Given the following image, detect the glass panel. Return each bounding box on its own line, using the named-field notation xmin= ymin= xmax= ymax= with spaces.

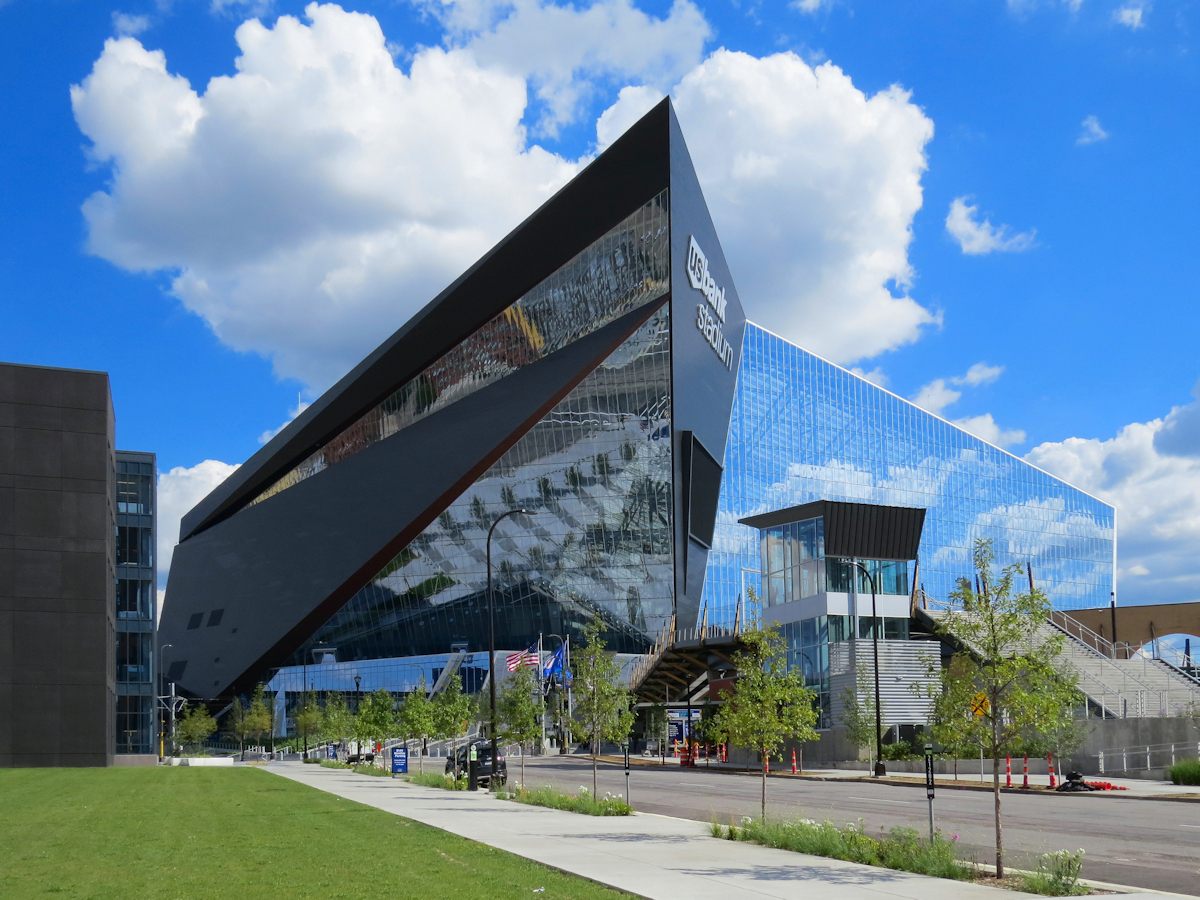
xmin=251 ymin=192 xmax=671 ymax=509
xmin=291 ymin=303 xmax=674 ymax=665
xmin=701 ymin=321 xmax=1115 ymax=626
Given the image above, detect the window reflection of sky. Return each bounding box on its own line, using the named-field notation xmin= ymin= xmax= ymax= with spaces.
xmin=702 ymin=324 xmax=1115 ymax=628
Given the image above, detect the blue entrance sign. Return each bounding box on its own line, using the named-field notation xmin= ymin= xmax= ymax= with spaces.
xmin=391 ymin=746 xmax=409 ymax=775
xmin=327 ymin=743 xmax=336 ymax=760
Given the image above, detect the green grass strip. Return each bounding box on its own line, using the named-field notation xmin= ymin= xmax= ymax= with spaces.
xmin=0 ymin=767 xmax=628 ymax=898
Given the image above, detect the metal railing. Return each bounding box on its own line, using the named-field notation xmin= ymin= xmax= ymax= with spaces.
xmin=1098 ymin=741 xmax=1200 ymax=775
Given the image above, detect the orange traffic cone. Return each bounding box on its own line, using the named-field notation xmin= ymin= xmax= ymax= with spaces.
xmin=1048 ymin=754 xmax=1057 ymax=789
xmin=1022 ymin=755 xmax=1029 ymax=789
xmin=1005 ymin=754 xmax=1012 ymax=788
xmin=791 ymin=748 xmax=798 ymax=775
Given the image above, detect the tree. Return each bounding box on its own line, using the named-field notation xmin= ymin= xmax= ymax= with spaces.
xmin=295 ymin=700 xmax=322 ymax=753
xmin=570 ymin=618 xmax=634 ymax=796
xmin=643 ymin=704 xmax=668 ymax=764
xmin=225 ymin=695 xmax=252 ymax=761
xmin=707 ymin=624 xmax=819 ymax=819
xmin=176 ymin=702 xmax=217 ymax=754
xmin=321 ymin=691 xmax=354 ymax=756
xmin=497 ymin=664 xmax=543 ymax=787
xmin=245 ymin=684 xmax=273 ymax=753
xmin=356 ymin=689 xmax=397 ymax=762
xmin=841 ymin=662 xmax=880 ymax=773
xmin=933 ymin=539 xmax=1081 ymax=879
xmin=397 ymin=678 xmax=436 ymax=773
xmin=433 ymin=674 xmax=474 ymax=778
xmin=922 ymin=653 xmax=979 ymax=781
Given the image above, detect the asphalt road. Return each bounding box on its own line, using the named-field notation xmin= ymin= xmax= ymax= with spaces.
xmin=516 ymin=756 xmax=1200 ymax=895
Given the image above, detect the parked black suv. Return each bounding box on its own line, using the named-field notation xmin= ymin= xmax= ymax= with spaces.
xmin=445 ymin=741 xmax=507 ymax=787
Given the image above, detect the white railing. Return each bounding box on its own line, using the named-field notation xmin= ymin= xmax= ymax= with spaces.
xmin=1098 ymin=741 xmax=1200 ymax=775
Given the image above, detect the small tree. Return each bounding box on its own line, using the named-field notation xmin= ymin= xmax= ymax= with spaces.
xmin=841 ymin=662 xmax=880 ymax=772
xmin=245 ymin=684 xmax=273 ymax=753
xmin=708 ymin=624 xmax=819 ymax=819
xmin=497 ymin=664 xmax=543 ymax=787
xmin=321 ymin=691 xmax=354 ymax=757
xmin=570 ymin=618 xmax=634 ymax=796
xmin=433 ymin=674 xmax=474 ymax=778
xmin=934 ymin=539 xmax=1081 ymax=879
xmin=225 ymin=695 xmax=252 ymax=761
xmin=356 ymin=689 xmax=397 ymax=762
xmin=922 ymin=653 xmax=980 ymax=780
xmin=397 ymin=678 xmax=435 ymax=773
xmin=176 ymin=702 xmax=217 ymax=754
xmin=643 ymin=704 xmax=668 ymax=764
xmin=294 ymin=701 xmax=322 ymax=754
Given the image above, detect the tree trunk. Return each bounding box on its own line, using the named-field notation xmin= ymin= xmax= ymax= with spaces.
xmin=992 ymin=717 xmax=1004 ymax=879
xmin=592 ymin=736 xmax=599 ymax=796
xmin=761 ymin=750 xmax=767 ymax=820
xmin=520 ymin=742 xmax=525 ymax=788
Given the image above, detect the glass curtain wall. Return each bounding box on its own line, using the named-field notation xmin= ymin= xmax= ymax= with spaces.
xmin=704 ymin=324 xmax=1115 ymax=628
xmin=115 ymin=453 xmax=156 ymax=754
xmin=289 ymin=302 xmax=675 ymax=674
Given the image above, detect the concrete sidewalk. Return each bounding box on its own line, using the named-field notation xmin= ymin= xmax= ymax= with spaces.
xmin=265 ymin=762 xmax=1169 ymax=899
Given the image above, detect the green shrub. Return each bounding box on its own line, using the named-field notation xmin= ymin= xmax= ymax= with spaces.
xmin=881 ymin=740 xmax=917 ymax=761
xmin=407 ymin=772 xmax=468 ymax=791
xmin=1020 ymin=849 xmax=1087 ymax=896
xmin=319 ymin=759 xmax=350 ymax=771
xmin=1168 ymin=758 xmax=1200 ymax=786
xmin=302 ymin=757 xmax=321 ymax=764
xmin=351 ymin=764 xmax=391 ymax=777
xmin=504 ymin=785 xmax=632 ymax=816
xmin=733 ymin=817 xmax=974 ymax=881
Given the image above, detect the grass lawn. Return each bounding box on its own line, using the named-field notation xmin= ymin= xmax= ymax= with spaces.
xmin=0 ymin=767 xmax=629 ymax=898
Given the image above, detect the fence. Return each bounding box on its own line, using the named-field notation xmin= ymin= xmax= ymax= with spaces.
xmin=1097 ymin=741 xmax=1200 ymax=775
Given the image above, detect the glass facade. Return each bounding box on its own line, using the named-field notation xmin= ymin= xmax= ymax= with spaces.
xmin=289 ymin=300 xmax=675 ymax=672
xmin=252 ymin=192 xmax=671 ymax=509
xmin=115 ymin=452 xmax=156 ymax=754
xmin=703 ymin=324 xmax=1115 ymax=629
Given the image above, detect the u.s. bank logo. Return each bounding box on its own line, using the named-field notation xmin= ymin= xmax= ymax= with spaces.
xmin=687 ymin=236 xmax=733 ymax=370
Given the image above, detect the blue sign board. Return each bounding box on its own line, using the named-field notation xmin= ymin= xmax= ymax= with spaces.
xmin=391 ymin=746 xmax=409 ymax=774
xmin=327 ymin=744 xmax=336 ymax=760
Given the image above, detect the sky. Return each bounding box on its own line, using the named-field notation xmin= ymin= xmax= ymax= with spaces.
xmin=1 ymin=0 xmax=1198 ymax=614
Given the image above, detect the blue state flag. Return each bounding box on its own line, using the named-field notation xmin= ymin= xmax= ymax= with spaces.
xmin=543 ymin=644 xmax=564 ymax=681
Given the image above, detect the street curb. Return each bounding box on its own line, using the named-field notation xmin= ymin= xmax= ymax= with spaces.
xmin=596 ymin=755 xmax=1200 ymax=803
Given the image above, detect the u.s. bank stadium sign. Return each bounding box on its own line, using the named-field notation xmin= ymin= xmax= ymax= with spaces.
xmin=687 ymin=236 xmax=734 ymax=370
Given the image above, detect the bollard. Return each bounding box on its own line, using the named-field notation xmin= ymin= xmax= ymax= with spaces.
xmin=1005 ymin=754 xmax=1012 ymax=789
xmin=1047 ymin=754 xmax=1057 ymax=789
xmin=1022 ymin=755 xmax=1029 ymax=789
xmin=791 ymin=748 xmax=798 ymax=775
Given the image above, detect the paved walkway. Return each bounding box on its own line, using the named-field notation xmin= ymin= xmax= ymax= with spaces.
xmin=266 ymin=762 xmax=1176 ymax=899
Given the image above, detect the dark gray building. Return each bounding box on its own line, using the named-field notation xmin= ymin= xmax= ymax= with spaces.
xmin=1 ymin=363 xmax=116 ymax=767
xmin=115 ymin=450 xmax=156 ymax=756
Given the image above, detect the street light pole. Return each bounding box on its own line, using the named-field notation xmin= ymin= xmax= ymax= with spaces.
xmin=488 ymin=507 xmax=530 ymax=787
xmin=544 ymin=633 xmax=565 ymax=753
xmin=847 ymin=559 xmax=886 ymax=777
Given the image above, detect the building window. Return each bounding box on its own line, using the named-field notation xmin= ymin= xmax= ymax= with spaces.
xmin=117 ymin=579 xmax=152 ymax=619
xmin=117 ymin=632 xmax=152 ymax=684
xmin=116 ymin=525 xmax=152 ymax=567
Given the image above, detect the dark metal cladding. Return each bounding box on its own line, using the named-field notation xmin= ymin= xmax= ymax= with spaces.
xmin=667 ymin=104 xmax=746 ymax=630
xmin=739 ymin=500 xmax=926 ymax=561
xmin=179 ymin=99 xmax=674 ymax=542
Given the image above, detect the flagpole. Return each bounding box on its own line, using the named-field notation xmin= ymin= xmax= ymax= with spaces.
xmin=538 ymin=632 xmax=546 ymax=753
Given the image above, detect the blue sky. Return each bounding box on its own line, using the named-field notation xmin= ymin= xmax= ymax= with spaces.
xmin=2 ymin=0 xmax=1198 ymax=608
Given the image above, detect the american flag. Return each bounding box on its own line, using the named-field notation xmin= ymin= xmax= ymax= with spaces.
xmin=506 ymin=642 xmax=539 ymax=672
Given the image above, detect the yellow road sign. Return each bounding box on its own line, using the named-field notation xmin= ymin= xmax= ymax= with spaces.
xmin=970 ymin=692 xmax=990 ymax=718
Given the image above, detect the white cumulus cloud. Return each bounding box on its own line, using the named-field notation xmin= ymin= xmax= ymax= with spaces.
xmin=1026 ymin=407 xmax=1200 ymax=604
xmin=73 ymin=2 xmax=939 ymax=392
xmin=156 ymin=459 xmax=240 ymax=593
xmin=946 ymin=197 xmax=1036 ymax=255
xmin=433 ymin=0 xmax=711 ymax=136
xmin=1077 ymin=114 xmax=1109 ymax=145
xmin=912 ymin=362 xmax=1024 ymax=448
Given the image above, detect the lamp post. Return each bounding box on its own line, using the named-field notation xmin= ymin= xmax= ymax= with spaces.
xmin=488 ymin=507 xmax=531 ymax=787
xmin=157 ymin=642 xmax=177 ymax=759
xmin=846 ymin=559 xmax=886 ymax=777
xmin=544 ymin=633 xmax=565 ymax=753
